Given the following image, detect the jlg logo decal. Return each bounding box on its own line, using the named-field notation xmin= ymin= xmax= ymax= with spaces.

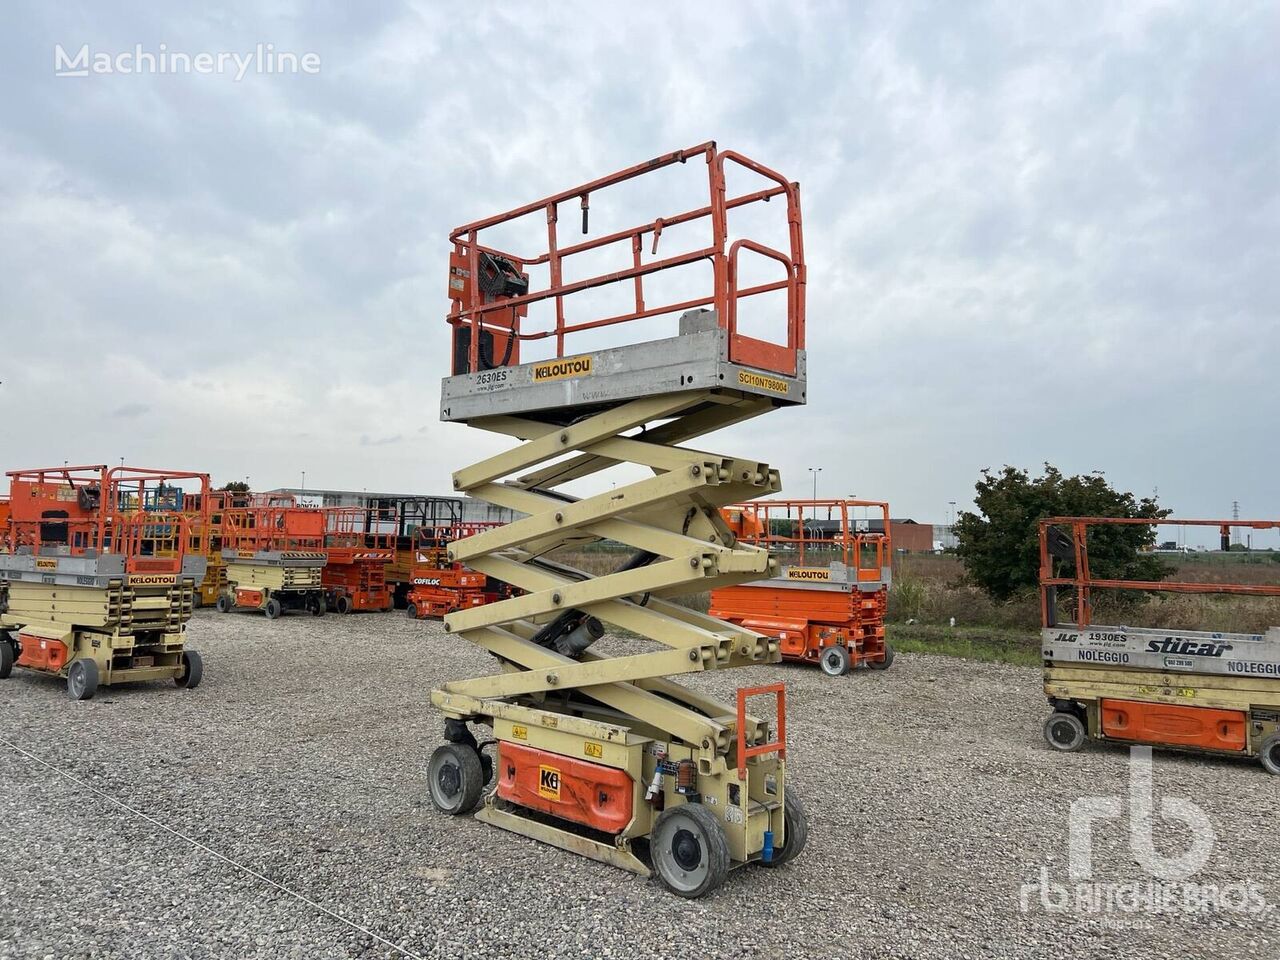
xmin=786 ymin=567 xmax=830 ymax=582
xmin=532 ymin=355 xmax=592 ymax=382
xmin=538 ymin=765 xmax=562 ymax=801
xmin=35 ymin=558 xmax=58 ymax=570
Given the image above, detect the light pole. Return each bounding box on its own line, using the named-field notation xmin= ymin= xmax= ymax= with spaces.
xmin=808 ymin=466 xmax=822 ymax=500
xmin=301 ymin=470 xmax=306 ymax=494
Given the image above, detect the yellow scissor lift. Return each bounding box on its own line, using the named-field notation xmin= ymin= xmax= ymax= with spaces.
xmin=426 ymin=143 xmax=811 ymax=896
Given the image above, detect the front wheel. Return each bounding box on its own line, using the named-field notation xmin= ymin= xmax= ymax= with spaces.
xmin=761 ymin=790 xmax=809 ymax=868
xmin=67 ymin=659 xmax=99 ymax=701
xmin=867 ymin=643 xmax=894 ymax=670
xmin=311 ymin=598 xmax=326 ymax=617
xmin=265 ymin=598 xmax=283 ymax=620
xmin=0 ymin=638 xmax=13 ymax=679
xmin=335 ymin=594 xmax=353 ymax=615
xmin=215 ymin=594 xmax=232 ymax=613
xmin=819 ymin=645 xmax=851 ymax=677
xmin=405 ymin=604 xmax=418 ymax=620
xmin=175 ymin=650 xmax=203 ymax=689
xmin=1044 ymin=711 xmax=1087 ymax=752
xmin=427 ymin=743 xmax=484 ymax=815
xmin=1259 ymin=733 xmax=1280 ymax=776
xmin=651 ymin=803 xmax=730 ymax=898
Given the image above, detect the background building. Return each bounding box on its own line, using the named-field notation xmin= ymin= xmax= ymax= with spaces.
xmin=266 ymin=488 xmax=518 ymax=524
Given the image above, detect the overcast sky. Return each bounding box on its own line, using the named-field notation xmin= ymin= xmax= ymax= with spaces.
xmin=1 ymin=1 xmax=1276 ymax=536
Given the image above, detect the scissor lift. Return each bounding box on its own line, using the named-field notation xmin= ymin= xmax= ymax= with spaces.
xmin=322 ymin=507 xmax=394 ymax=613
xmin=711 ymin=499 xmax=894 ymax=676
xmin=406 ymin=521 xmax=501 ymax=619
xmin=425 ymin=142 xmax=811 ymax=896
xmin=1039 ymin=516 xmax=1280 ymax=773
xmin=373 ymin=496 xmax=467 ymax=609
xmin=0 ymin=465 xmax=206 ymax=700
xmin=216 ymin=503 xmax=327 ymax=619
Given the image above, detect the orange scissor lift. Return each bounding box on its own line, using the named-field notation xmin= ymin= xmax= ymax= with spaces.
xmin=710 ymin=499 xmax=894 ymax=676
xmin=373 ymin=496 xmax=467 ymax=609
xmin=0 ymin=465 xmax=207 ymax=699
xmin=184 ymin=488 xmax=252 ymax=607
xmin=322 ymin=506 xmax=394 ymax=613
xmin=1040 ymin=516 xmax=1280 ymax=773
xmin=405 ymin=521 xmax=503 ymax=620
xmin=216 ymin=502 xmax=328 ymax=618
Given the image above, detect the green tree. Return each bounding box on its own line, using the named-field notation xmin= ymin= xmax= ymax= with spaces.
xmin=218 ymin=480 xmax=250 ymax=493
xmin=954 ymin=464 xmax=1171 ymax=600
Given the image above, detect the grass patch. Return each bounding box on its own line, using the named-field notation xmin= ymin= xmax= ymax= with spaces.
xmin=888 ymin=623 xmax=1040 ymax=667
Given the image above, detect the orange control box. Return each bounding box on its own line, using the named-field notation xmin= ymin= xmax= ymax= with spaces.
xmin=235 ymin=588 xmax=265 ymax=608
xmin=16 ymin=635 xmax=68 ymax=673
xmin=497 ymin=741 xmax=634 ymax=834
xmin=1101 ymin=699 xmax=1247 ymax=752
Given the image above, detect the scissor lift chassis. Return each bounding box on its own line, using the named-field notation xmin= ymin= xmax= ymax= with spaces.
xmin=1042 ymin=624 xmax=1280 ymax=771
xmin=0 ymin=552 xmax=203 ymax=698
xmin=219 ymin=550 xmax=327 ymax=618
xmin=429 ymin=321 xmax=809 ymax=895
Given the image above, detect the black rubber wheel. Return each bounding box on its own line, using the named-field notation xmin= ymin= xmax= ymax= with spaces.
xmin=427 ymin=743 xmax=484 ymax=815
xmin=67 ymin=659 xmax=99 ymax=701
xmin=175 ymin=650 xmax=203 ymax=689
xmin=867 ymin=643 xmax=894 ymax=670
xmin=819 ymin=645 xmax=851 ymax=677
xmin=265 ymin=598 xmax=283 ymax=620
xmin=651 ymin=803 xmax=730 ymax=898
xmin=761 ymin=790 xmax=809 ymax=867
xmin=1259 ymin=733 xmax=1280 ymax=776
xmin=0 ymin=638 xmax=13 ymax=679
xmin=215 ymin=594 xmax=232 ymax=613
xmin=190 ymin=592 xmax=203 ymax=610
xmin=1044 ymin=711 xmax=1087 ymax=752
xmin=335 ymin=594 xmax=353 ymax=615
xmin=311 ymin=598 xmax=325 ymax=617
xmin=406 ymin=604 xmax=418 ymax=620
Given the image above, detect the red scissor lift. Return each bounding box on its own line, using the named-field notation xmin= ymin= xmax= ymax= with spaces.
xmin=405 ymin=521 xmax=504 ymax=619
xmin=711 ymin=499 xmax=894 ymax=675
xmin=323 ymin=506 xmax=394 ymax=613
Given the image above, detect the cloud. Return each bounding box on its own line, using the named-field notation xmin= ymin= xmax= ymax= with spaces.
xmin=0 ymin=1 xmax=1276 ymax=531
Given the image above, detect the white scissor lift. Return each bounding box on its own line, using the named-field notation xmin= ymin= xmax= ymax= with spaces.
xmin=425 ymin=143 xmax=811 ymax=896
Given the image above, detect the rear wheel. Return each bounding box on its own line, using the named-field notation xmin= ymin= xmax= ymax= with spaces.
xmin=311 ymin=597 xmax=326 ymax=617
xmin=761 ymin=790 xmax=809 ymax=867
xmin=406 ymin=604 xmax=418 ymax=620
xmin=1259 ymin=733 xmax=1280 ymax=776
xmin=1044 ymin=711 xmax=1087 ymax=752
xmin=335 ymin=594 xmax=353 ymax=615
xmin=67 ymin=659 xmax=99 ymax=701
xmin=427 ymin=743 xmax=484 ymax=815
xmin=175 ymin=650 xmax=203 ymax=689
xmin=819 ymin=645 xmax=851 ymax=677
xmin=215 ymin=594 xmax=232 ymax=613
xmin=867 ymin=643 xmax=894 ymax=670
xmin=651 ymin=803 xmax=729 ymax=898
xmin=265 ymin=598 xmax=283 ymax=620
xmin=0 ymin=639 xmax=13 ymax=679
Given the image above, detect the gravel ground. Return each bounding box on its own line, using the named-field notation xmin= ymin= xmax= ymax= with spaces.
xmin=2 ymin=611 xmax=1279 ymax=960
